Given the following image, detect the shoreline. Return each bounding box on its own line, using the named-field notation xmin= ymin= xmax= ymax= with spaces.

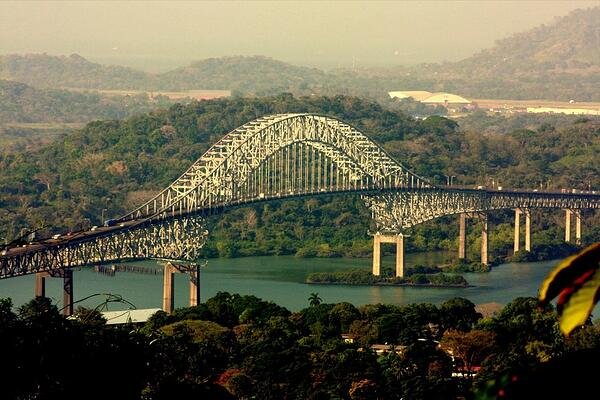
xmin=306 ymin=281 xmax=472 ymax=288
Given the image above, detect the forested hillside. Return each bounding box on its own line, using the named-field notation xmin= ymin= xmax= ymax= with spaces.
xmin=0 ymin=53 xmax=149 ymax=89
xmin=157 ymin=56 xmax=334 ymax=95
xmin=0 ymin=79 xmax=176 ymax=153
xmin=460 ymin=7 xmax=600 ymax=71
xmin=0 ymin=80 xmax=167 ymax=124
xmin=0 ymin=95 xmax=598 ymax=261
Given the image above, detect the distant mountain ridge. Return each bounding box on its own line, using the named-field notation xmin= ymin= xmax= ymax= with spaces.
xmin=0 ymin=7 xmax=598 ymax=100
xmin=394 ymin=7 xmax=600 ymax=100
xmin=158 ymin=55 xmax=332 ymax=94
xmin=0 ymin=53 xmax=333 ymax=95
xmin=460 ymin=7 xmax=600 ymax=72
xmin=0 ymin=53 xmax=149 ymax=90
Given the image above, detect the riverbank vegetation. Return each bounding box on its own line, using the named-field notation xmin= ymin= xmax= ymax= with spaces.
xmin=306 ymin=268 xmax=469 ymax=287
xmin=508 ymin=242 xmax=580 ymax=263
xmin=1 ymin=293 xmax=598 ymax=399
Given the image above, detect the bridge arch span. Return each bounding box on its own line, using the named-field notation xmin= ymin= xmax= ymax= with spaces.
xmin=123 ymin=113 xmax=432 ymax=220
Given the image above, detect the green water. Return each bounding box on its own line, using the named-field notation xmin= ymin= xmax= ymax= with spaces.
xmin=0 ymin=252 xmax=572 ymax=312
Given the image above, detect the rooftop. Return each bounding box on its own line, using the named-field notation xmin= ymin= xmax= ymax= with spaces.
xmin=389 ymin=91 xmax=470 ymax=104
xmin=101 ymin=308 xmax=162 ymax=325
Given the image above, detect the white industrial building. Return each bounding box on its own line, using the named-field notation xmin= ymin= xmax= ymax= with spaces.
xmin=389 ymin=91 xmax=471 ymax=105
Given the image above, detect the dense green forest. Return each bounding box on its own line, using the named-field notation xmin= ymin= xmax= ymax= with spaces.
xmin=1 ymin=293 xmax=599 ymax=399
xmin=0 ymin=94 xmax=598 ymax=263
xmin=1 ymin=7 xmax=599 ymax=100
xmin=0 ymin=80 xmax=166 ymax=124
xmin=0 ymin=79 xmax=176 ymax=153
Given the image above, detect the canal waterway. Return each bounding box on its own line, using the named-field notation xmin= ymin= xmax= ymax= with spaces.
xmin=0 ymin=252 xmax=579 ymax=314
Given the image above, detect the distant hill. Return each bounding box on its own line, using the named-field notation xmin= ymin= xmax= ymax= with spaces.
xmin=0 ymin=79 xmax=165 ymax=123
xmin=375 ymin=7 xmax=600 ymax=100
xmin=0 ymin=53 xmax=150 ymax=90
xmin=459 ymin=7 xmax=600 ymax=73
xmin=0 ymin=54 xmax=336 ymax=95
xmin=157 ymin=56 xmax=333 ymax=95
xmin=1 ymin=8 xmax=598 ymax=100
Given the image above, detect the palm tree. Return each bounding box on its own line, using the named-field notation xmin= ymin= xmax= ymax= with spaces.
xmin=308 ymin=292 xmax=322 ymax=307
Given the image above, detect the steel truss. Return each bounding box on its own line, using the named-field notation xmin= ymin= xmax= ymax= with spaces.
xmin=0 ymin=216 xmax=207 ymax=278
xmin=121 ymin=113 xmax=431 ymax=221
xmin=365 ymin=188 xmax=600 ymax=232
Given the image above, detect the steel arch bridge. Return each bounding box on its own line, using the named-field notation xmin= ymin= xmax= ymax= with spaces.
xmin=1 ymin=113 xmax=599 ymax=279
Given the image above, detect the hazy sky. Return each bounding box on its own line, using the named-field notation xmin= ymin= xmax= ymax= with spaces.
xmin=1 ymin=1 xmax=598 ymax=71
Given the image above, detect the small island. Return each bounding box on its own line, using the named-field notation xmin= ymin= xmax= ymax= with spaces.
xmin=306 ymin=266 xmax=469 ymax=287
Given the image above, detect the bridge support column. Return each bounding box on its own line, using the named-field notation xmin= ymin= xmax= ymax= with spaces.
xmin=35 ymin=272 xmax=48 ymax=298
xmin=395 ymin=234 xmax=405 ymax=278
xmin=163 ymin=262 xmax=202 ymax=313
xmin=458 ymin=213 xmax=466 ymax=259
xmin=62 ymin=269 xmax=74 ymax=317
xmin=513 ymin=209 xmax=521 ymax=253
xmin=373 ymin=234 xmax=382 ymax=276
xmin=525 ymin=209 xmax=531 ymax=252
xmin=163 ymin=263 xmax=175 ymax=314
xmin=33 ymin=270 xmax=74 ymax=316
xmin=575 ymin=210 xmax=582 ymax=245
xmin=481 ymin=214 xmax=488 ymax=266
xmin=189 ymin=263 xmax=200 ymax=307
xmin=565 ymin=209 xmax=572 ymax=242
xmin=372 ymin=233 xmax=406 ymax=277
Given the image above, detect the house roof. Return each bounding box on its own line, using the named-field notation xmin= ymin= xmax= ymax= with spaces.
xmin=421 ymin=92 xmax=471 ymax=104
xmin=101 ymin=308 xmax=162 ymax=325
xmin=388 ymin=91 xmax=433 ymax=101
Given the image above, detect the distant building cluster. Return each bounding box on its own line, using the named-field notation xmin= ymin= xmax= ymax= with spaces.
xmin=389 ymin=90 xmax=470 ymax=104
xmin=150 ymin=89 xmax=231 ymax=101
xmin=526 ymin=107 xmax=600 ymax=116
xmin=390 ymin=91 xmax=600 ymax=117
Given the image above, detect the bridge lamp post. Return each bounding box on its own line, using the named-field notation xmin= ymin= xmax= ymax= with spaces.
xmin=101 ymin=208 xmax=107 ymax=223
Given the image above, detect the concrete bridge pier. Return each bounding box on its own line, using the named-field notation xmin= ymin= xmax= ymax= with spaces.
xmin=62 ymin=269 xmax=74 ymax=316
xmin=162 ymin=264 xmax=175 ymax=314
xmin=564 ymin=209 xmax=582 ymax=245
xmin=525 ymin=209 xmax=531 ymax=252
xmin=34 ymin=269 xmax=74 ymax=316
xmin=372 ymin=233 xmax=406 ymax=277
xmin=162 ymin=262 xmax=201 ymax=314
xmin=35 ymin=272 xmax=48 ymax=298
xmin=513 ymin=208 xmax=521 ymax=253
xmin=565 ymin=209 xmax=581 ymax=245
xmin=575 ymin=210 xmax=582 ymax=245
xmin=564 ymin=209 xmax=572 ymax=242
xmin=189 ymin=263 xmax=201 ymax=307
xmin=513 ymin=208 xmax=531 ymax=253
xmin=458 ymin=213 xmax=466 ymax=260
xmin=480 ymin=214 xmax=488 ymax=266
